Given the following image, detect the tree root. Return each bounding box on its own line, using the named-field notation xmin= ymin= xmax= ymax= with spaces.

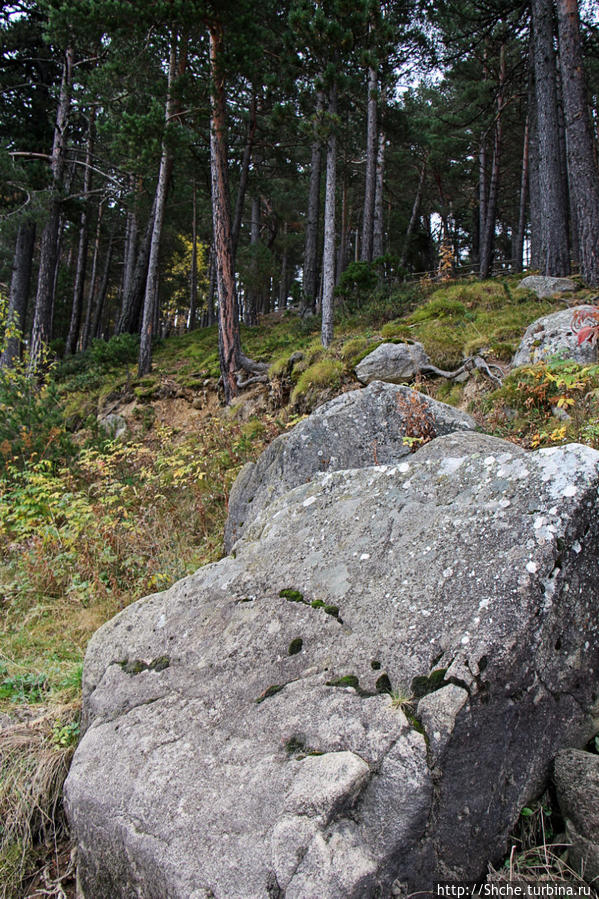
xmin=420 ymin=355 xmax=504 ymax=386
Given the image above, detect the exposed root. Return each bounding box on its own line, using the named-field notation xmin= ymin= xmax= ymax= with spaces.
xmin=421 ymin=354 xmax=504 ymax=387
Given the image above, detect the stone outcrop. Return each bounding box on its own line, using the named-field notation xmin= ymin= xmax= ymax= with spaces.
xmin=65 ymin=428 xmax=599 ymax=897
xmin=512 ymin=305 xmax=598 ymax=367
xmin=554 ymin=749 xmax=599 ymax=881
xmin=354 ymin=342 xmax=430 ymax=385
xmin=517 ymin=275 xmax=577 ymax=298
xmin=224 ymin=381 xmax=476 ymax=552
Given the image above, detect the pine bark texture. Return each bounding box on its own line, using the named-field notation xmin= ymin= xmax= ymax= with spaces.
xmin=321 ymin=85 xmax=337 ymax=349
xmin=66 ymin=108 xmax=95 ymax=356
xmin=360 ymin=66 xmax=378 ymax=262
xmin=29 ymin=47 xmax=74 ymax=370
xmin=116 ymin=201 xmax=155 ymax=335
xmin=531 ymin=0 xmax=570 ymax=275
xmin=138 ymin=40 xmax=177 ymax=377
xmin=556 ymin=0 xmax=599 ymax=286
xmin=210 ymin=23 xmax=241 ymax=402
xmin=303 ymin=91 xmax=324 ymax=312
xmin=480 ymin=46 xmax=506 ymax=279
xmin=512 ymin=117 xmax=529 ymax=271
xmin=372 ymin=127 xmax=385 ymax=260
xmin=1 ymin=220 xmax=36 ymax=368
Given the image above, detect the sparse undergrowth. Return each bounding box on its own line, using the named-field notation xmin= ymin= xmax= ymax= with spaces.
xmin=2 ymin=275 xmax=599 ymax=895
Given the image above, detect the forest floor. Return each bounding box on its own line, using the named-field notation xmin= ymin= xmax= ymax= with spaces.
xmin=2 ymin=274 xmax=599 ymax=897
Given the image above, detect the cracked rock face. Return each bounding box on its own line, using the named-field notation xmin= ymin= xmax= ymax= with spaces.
xmin=65 ymin=432 xmax=599 ymax=897
xmin=512 ymin=305 xmax=598 ymax=367
xmin=224 ymin=381 xmax=475 ymax=552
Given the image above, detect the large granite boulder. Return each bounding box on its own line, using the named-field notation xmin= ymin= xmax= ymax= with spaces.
xmin=65 ymin=431 xmax=599 ymax=897
xmin=554 ymin=749 xmax=599 ymax=881
xmin=355 ymin=342 xmax=430 ymax=385
xmin=512 ymin=305 xmax=598 ymax=367
xmin=517 ymin=275 xmax=577 ymax=298
xmin=224 ymin=381 xmax=476 ymax=552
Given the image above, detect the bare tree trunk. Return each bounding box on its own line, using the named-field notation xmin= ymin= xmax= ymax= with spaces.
xmin=189 ymin=181 xmax=198 ymax=330
xmin=29 ymin=47 xmax=74 ymax=370
xmin=400 ymin=156 xmax=427 ymax=269
xmin=528 ymin=50 xmax=542 ymax=270
xmin=513 ymin=117 xmax=529 ymax=272
xmin=480 ymin=45 xmax=506 ymax=279
xmin=65 ymin=106 xmax=95 ymax=356
xmin=321 ymin=84 xmax=337 ymax=349
xmin=138 ymin=39 xmax=178 ymax=377
xmin=121 ymin=186 xmax=138 ymax=309
xmin=231 ymin=92 xmax=257 ymax=260
xmin=336 ymin=172 xmax=348 ymax=284
xmin=531 ymin=0 xmax=570 ymax=274
xmin=557 ymin=0 xmax=599 ymax=286
xmin=81 ymin=202 xmax=103 ymax=351
xmin=372 ymin=126 xmax=386 ymax=260
xmin=360 ymin=66 xmax=377 ymax=262
xmin=279 ymin=221 xmax=288 ymax=307
xmin=210 ymin=22 xmax=241 ymax=401
xmin=244 ymin=196 xmax=260 ymax=325
xmin=303 ymin=91 xmax=324 ymax=312
xmin=116 ymin=199 xmax=154 ymax=335
xmin=1 ymin=220 xmax=36 ymax=368
xmin=92 ymin=230 xmax=114 ymax=340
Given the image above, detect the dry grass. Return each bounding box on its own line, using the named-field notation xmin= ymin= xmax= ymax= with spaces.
xmin=0 ymin=705 xmax=79 ymax=899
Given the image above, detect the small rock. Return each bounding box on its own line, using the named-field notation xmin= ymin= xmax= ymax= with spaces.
xmin=355 ymin=342 xmax=431 ymax=385
xmin=517 ymin=275 xmax=577 ymax=298
xmin=98 ymin=413 xmax=127 ymax=439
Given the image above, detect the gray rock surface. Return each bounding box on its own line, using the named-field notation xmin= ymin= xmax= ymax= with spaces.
xmin=554 ymin=748 xmax=599 ymax=881
xmin=224 ymin=381 xmax=476 ymax=552
xmin=65 ymin=431 xmax=599 ymax=897
xmin=517 ymin=275 xmax=577 ymax=298
xmin=98 ymin=412 xmax=127 ymax=439
xmin=355 ymin=342 xmax=431 ymax=385
xmin=513 ymin=306 xmax=598 ymax=367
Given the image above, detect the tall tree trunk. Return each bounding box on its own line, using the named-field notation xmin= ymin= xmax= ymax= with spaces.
xmin=303 ymin=91 xmax=324 ymax=312
xmin=336 ymin=172 xmax=348 ymax=284
xmin=121 ymin=188 xmax=138 ymax=312
xmin=400 ymin=156 xmax=427 ymax=269
xmin=209 ymin=22 xmax=241 ymax=401
xmin=81 ymin=203 xmax=103 ymax=351
xmin=244 ymin=195 xmax=260 ymax=325
xmin=531 ymin=0 xmax=570 ymax=274
xmin=513 ymin=117 xmax=530 ymax=271
xmin=1 ymin=220 xmax=36 ymax=368
xmin=321 ymin=84 xmax=337 ymax=349
xmin=528 ymin=52 xmax=542 ymax=270
xmin=92 ymin=230 xmax=114 ymax=340
xmin=480 ymin=45 xmax=506 ymax=279
xmin=116 ymin=199 xmax=154 ymax=335
xmin=138 ymin=39 xmax=178 ymax=377
xmin=372 ymin=125 xmax=386 ymax=260
xmin=65 ymin=106 xmax=95 ymax=356
xmin=29 ymin=47 xmax=74 ymax=370
xmin=360 ymin=66 xmax=378 ymax=262
xmin=189 ymin=182 xmax=198 ymax=330
xmin=556 ymin=0 xmax=599 ymax=286
xmin=279 ymin=221 xmax=288 ymax=307
xmin=231 ymin=92 xmax=257 ymax=260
